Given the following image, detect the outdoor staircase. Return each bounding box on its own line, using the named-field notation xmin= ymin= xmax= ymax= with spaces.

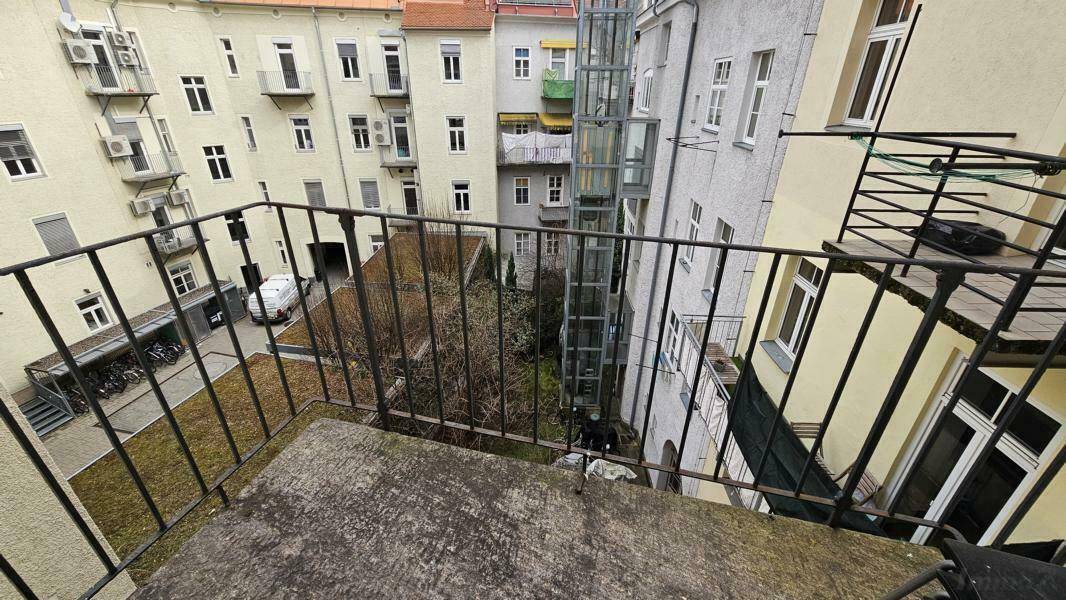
xmin=20 ymin=396 xmax=73 ymax=437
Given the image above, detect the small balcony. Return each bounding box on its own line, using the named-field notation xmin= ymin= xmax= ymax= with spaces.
xmin=116 ymin=152 xmax=184 ymax=185
xmin=152 ymin=225 xmax=198 ymax=259
xmin=384 ymin=203 xmax=421 ymax=228
xmin=369 ymin=73 xmax=409 ymax=98
xmin=499 ymin=131 xmax=572 ymax=165
xmin=257 ymin=70 xmax=314 ymax=97
xmin=542 ymin=68 xmax=574 ymax=100
xmin=82 ymin=66 xmax=157 ymax=98
xmin=538 ymin=202 xmax=570 ymax=223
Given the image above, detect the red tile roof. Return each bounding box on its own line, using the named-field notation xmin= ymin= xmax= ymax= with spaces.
xmin=402 ymin=0 xmax=494 ymax=30
xmin=207 ymin=0 xmax=403 ymax=10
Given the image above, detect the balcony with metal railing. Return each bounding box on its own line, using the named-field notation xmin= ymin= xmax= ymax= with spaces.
xmin=2 ymin=202 xmax=1064 ymax=598
xmin=369 ymin=73 xmax=409 ymax=98
xmin=498 ymin=131 xmax=572 ymax=165
xmin=542 ymin=68 xmax=575 ymax=100
xmin=256 ymin=70 xmax=314 ymax=97
xmin=152 ymin=225 xmax=197 ymax=259
xmin=81 ymin=66 xmax=157 ymax=98
xmin=116 ymin=152 xmax=184 ymax=185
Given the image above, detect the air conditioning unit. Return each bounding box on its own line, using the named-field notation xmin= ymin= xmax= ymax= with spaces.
xmin=129 ymin=198 xmax=154 ymax=216
xmin=103 ymin=135 xmax=133 ymax=158
xmin=63 ymin=39 xmax=96 ymax=65
xmin=115 ymin=49 xmax=138 ymax=67
xmin=372 ymin=119 xmax=391 ymax=146
xmin=167 ymin=189 xmax=191 ymax=206
xmin=108 ymin=30 xmax=132 ymax=48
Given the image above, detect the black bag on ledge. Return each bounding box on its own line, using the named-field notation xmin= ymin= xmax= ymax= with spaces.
xmin=912 ymin=219 xmax=1006 ymax=255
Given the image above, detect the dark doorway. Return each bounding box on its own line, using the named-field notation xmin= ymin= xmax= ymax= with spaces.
xmin=240 ymin=262 xmax=262 ymax=290
xmin=307 ymin=242 xmax=348 ymax=284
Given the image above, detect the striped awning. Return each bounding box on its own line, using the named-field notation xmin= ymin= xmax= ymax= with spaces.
xmin=540 ymin=39 xmax=576 ymax=49
xmin=498 ymin=113 xmax=538 ymax=124
xmin=538 ymin=112 xmax=573 ymax=128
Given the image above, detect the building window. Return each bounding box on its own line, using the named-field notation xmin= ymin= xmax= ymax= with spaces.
xmin=514 ymin=123 xmax=530 ymax=135
xmin=349 ymin=115 xmax=371 ymax=150
xmin=225 ymin=212 xmax=249 ymax=242
xmin=391 ymin=114 xmax=411 ymax=160
xmin=240 ymin=262 xmax=262 ymax=289
xmin=240 ymin=116 xmax=257 ymax=151
xmin=452 ymin=181 xmax=470 ymax=213
xmin=447 ymin=116 xmax=467 ymax=153
xmin=664 ymin=311 xmax=683 ymax=369
xmin=169 ymin=262 xmax=197 ymax=295
xmin=441 ymin=40 xmax=461 ymax=82
xmin=703 ymin=219 xmax=734 ymax=294
xmin=547 ymin=175 xmax=564 ymax=205
xmin=219 ymin=37 xmax=239 ymax=77
xmin=684 ymin=200 xmax=702 ymax=262
xmin=258 ymin=180 xmax=272 ymax=203
xmin=0 ymin=125 xmax=43 ymax=180
xmin=704 ymin=58 xmax=731 ymax=130
xmin=776 ymin=259 xmax=824 ymax=357
xmin=359 ymin=179 xmax=380 ymax=209
xmin=515 ymin=232 xmax=531 ymax=256
xmin=180 ymin=76 xmax=213 ymax=114
xmin=656 ymin=22 xmax=671 ymax=66
xmin=742 ymin=51 xmax=774 ymax=144
xmin=33 ymin=213 xmax=78 ymax=256
xmin=639 ymin=69 xmax=653 ymax=112
xmin=304 ymin=180 xmax=326 ymax=208
xmin=549 ymin=48 xmax=567 ymax=75
xmin=336 ymin=39 xmax=360 ymax=80
xmin=514 ymin=177 xmax=530 ymax=205
xmin=369 ymin=235 xmax=385 ymax=254
xmin=275 ymin=240 xmax=289 ymax=266
xmin=76 ymin=293 xmax=111 ymax=332
xmin=513 ymin=47 xmax=530 ymax=79
xmin=203 ymin=145 xmax=232 ymax=181
xmin=157 ymin=118 xmax=175 ymax=153
xmin=845 ymin=0 xmax=913 ymax=126
xmin=545 ymin=232 xmax=560 ymax=255
xmin=291 ymin=116 xmax=315 ymax=152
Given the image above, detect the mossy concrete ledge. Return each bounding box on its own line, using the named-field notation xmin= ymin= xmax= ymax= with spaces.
xmin=134 ymin=418 xmax=940 ymax=599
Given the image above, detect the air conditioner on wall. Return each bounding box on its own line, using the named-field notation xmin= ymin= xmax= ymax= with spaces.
xmin=103 ymin=135 xmax=133 ymax=158
xmin=108 ymin=30 xmax=132 ymax=48
xmin=167 ymin=189 xmax=191 ymax=206
xmin=116 ymin=49 xmax=138 ymax=67
xmin=129 ymin=198 xmax=154 ymax=216
xmin=63 ymin=39 xmax=96 ymax=64
xmin=372 ymin=119 xmax=391 ymax=146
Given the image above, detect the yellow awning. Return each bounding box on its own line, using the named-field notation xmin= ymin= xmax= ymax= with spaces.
xmin=538 ymin=112 xmax=573 ymax=128
xmin=540 ymin=39 xmax=576 ymax=49
xmin=498 ymin=112 xmax=538 ymax=124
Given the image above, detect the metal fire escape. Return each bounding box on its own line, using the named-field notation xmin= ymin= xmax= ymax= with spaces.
xmin=561 ymin=0 xmax=640 ymax=414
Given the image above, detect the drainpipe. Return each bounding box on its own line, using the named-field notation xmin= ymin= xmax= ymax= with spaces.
xmin=312 ymin=7 xmax=354 ymax=210
xmin=629 ymin=0 xmax=699 ymax=425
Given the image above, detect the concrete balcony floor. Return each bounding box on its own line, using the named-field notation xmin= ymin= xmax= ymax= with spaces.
xmin=134 ymin=419 xmax=939 ymax=599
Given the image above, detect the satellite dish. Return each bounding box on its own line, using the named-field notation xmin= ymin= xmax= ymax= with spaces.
xmin=59 ymin=12 xmax=81 ymax=34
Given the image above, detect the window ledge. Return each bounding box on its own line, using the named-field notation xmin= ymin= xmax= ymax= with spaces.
xmin=701 ymin=288 xmax=714 ymax=303
xmin=759 ymin=340 xmax=794 ymax=373
xmin=678 ymin=256 xmax=692 ymax=273
xmin=699 ymin=126 xmax=720 ymax=135
xmin=824 ymin=123 xmax=871 ymax=134
xmin=732 ymin=141 xmax=754 ymax=152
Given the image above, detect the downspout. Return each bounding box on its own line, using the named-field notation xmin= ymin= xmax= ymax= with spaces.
xmin=312 ymin=7 xmax=354 ymax=209
xmin=629 ymin=0 xmax=699 ymax=425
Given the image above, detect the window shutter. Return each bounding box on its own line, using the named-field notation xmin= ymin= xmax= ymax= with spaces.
xmin=111 ymin=120 xmax=143 ymax=142
xmin=0 ymin=129 xmax=34 ymax=161
xmin=337 ymin=43 xmax=357 ymax=57
xmin=303 ymin=181 xmax=326 ymax=208
xmin=359 ymin=180 xmax=380 ymax=209
xmin=440 ymin=43 xmax=461 ymax=55
xmin=33 ymin=214 xmax=79 ymax=256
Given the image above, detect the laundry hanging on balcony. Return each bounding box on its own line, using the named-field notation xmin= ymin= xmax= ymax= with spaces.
xmin=499 ymin=132 xmax=572 ymax=164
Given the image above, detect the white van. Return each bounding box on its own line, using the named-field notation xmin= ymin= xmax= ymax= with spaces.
xmin=248 ymin=274 xmax=311 ymax=324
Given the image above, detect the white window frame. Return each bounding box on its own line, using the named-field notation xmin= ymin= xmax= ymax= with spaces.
xmin=775 ymin=258 xmax=823 ymax=358
xmin=440 ymin=39 xmax=462 ymax=83
xmin=348 ymin=114 xmax=371 ymax=151
xmin=168 ymin=261 xmax=198 ymax=296
xmin=514 ymin=122 xmax=530 ymax=135
xmin=218 ymin=36 xmax=239 ymax=77
xmin=546 ymin=175 xmax=565 ymax=205
xmin=335 ymin=38 xmax=361 ymax=81
xmin=704 ymin=218 xmax=734 ymax=294
xmin=548 ymin=48 xmax=568 ymax=76
xmin=741 ymin=51 xmax=774 ymax=145
xmin=682 ymin=200 xmax=702 ymax=263
xmin=75 ymin=293 xmax=112 ymax=333
xmin=515 ymin=232 xmax=531 ymax=256
xmin=452 ymin=181 xmax=471 ymax=214
xmin=369 ymin=235 xmax=385 ymax=254
xmin=513 ymin=47 xmax=531 ymax=79
xmin=545 ymin=232 xmax=561 ymax=255
xmin=656 ymin=22 xmax=671 ymax=67
xmin=0 ymin=123 xmax=45 ymax=181
xmin=203 ymin=145 xmax=232 ymax=182
xmin=239 ymin=115 xmax=257 ymax=151
xmin=180 ymin=75 xmax=213 ymax=115
xmin=704 ymin=58 xmax=732 ymax=131
xmin=390 ymin=113 xmax=412 ymax=161
xmin=274 ymin=240 xmax=289 ymax=266
xmin=664 ymin=311 xmax=683 ymax=370
xmin=843 ymin=0 xmax=911 ymax=127
xmin=290 ymin=115 xmax=315 ymax=152
xmin=303 ymin=179 xmax=326 ymax=208
xmin=257 ymin=180 xmax=272 ymax=203
xmin=639 ymin=69 xmax=653 ymax=112
xmin=156 ymin=118 xmax=175 ymax=153
xmin=446 ymin=116 xmax=467 ymax=154
xmin=514 ymin=176 xmax=530 ymax=206
xmin=359 ymin=178 xmax=381 ymax=209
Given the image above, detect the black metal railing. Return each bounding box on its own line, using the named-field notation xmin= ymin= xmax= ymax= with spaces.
xmin=2 ymin=201 xmax=1065 ymax=598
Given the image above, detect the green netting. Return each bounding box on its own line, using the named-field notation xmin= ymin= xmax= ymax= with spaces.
xmin=542 ymin=69 xmax=574 ymax=99
xmin=851 ymin=136 xmax=1037 ymax=182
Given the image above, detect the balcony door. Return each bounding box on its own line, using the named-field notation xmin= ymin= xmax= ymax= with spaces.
xmin=274 ymin=42 xmax=300 ymax=90
xmin=382 ymin=44 xmax=403 ymax=92
xmin=885 ymin=362 xmax=1062 ymax=545
xmin=81 ymin=30 xmax=119 ymax=89
xmin=390 ymin=114 xmax=411 ymax=161
xmin=402 ymin=181 xmax=419 ymax=215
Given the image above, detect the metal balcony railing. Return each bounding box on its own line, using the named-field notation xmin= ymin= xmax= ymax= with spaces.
xmin=369 ymin=73 xmax=409 ymax=97
xmin=542 ymin=68 xmax=575 ymax=100
xmin=82 ymin=66 xmax=157 ymax=96
xmin=2 ymin=201 xmax=1065 ymax=598
xmin=152 ymin=225 xmax=197 ymax=256
xmin=498 ymin=132 xmax=572 ymax=165
xmin=116 ymin=152 xmax=183 ymax=183
xmin=257 ymin=70 xmax=314 ymax=96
